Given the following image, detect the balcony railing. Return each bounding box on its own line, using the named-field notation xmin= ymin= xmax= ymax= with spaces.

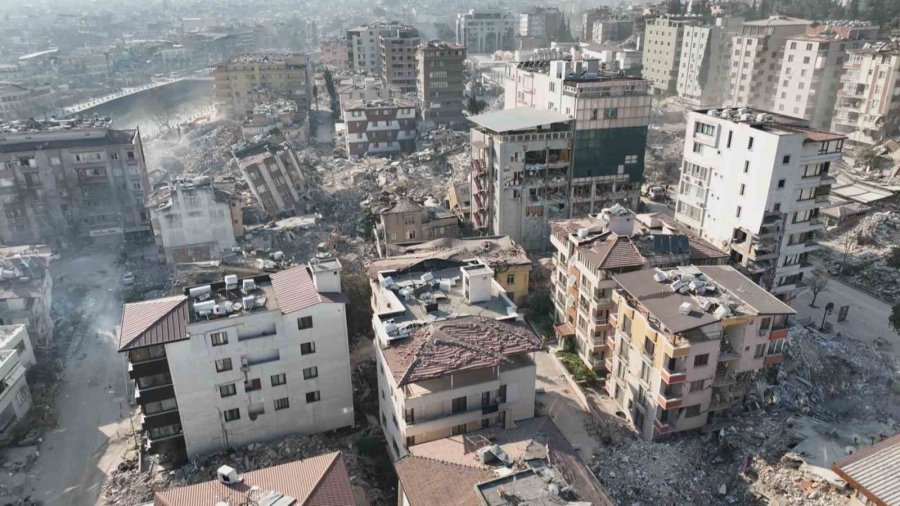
xmin=659 ymin=367 xmax=687 ymax=384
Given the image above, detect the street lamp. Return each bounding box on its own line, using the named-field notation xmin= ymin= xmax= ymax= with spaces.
xmin=820 ymin=302 xmax=834 ymax=331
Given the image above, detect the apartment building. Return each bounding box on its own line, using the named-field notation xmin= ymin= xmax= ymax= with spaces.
xmin=346 ymin=22 xmax=404 ymax=75
xmin=337 ymin=77 xmax=403 ymax=120
xmin=643 ymin=18 xmax=693 ymax=96
xmin=366 ymin=235 xmax=532 ymax=304
xmin=375 ymin=198 xmax=459 ymax=255
xmin=674 ymin=108 xmax=843 ymax=300
xmin=147 ymin=178 xmax=242 ymax=264
xmin=212 ymin=53 xmax=312 ymax=119
xmin=0 ymin=245 xmax=53 ymax=345
xmin=469 ymin=108 xmax=573 ymax=250
xmin=369 ymin=257 xmax=541 ymax=459
xmin=504 ymin=52 xmax=653 ymax=213
xmin=0 ymin=84 xmax=33 ymax=121
xmin=455 ymin=9 xmax=517 ymax=54
xmin=726 ymin=16 xmax=809 ymax=111
xmin=550 ymin=205 xmax=727 ymax=370
xmin=118 ymin=260 xmax=355 ymax=462
xmin=832 ymin=40 xmax=900 ymax=145
xmin=592 ymin=19 xmax=634 ymax=45
xmin=235 ymin=145 xmax=307 ymax=217
xmin=416 ymin=41 xmax=467 ymax=128
xmin=319 ymin=38 xmax=348 ymax=68
xmin=518 ymin=7 xmax=562 ymax=39
xmin=608 ymin=265 xmax=793 ymax=439
xmin=344 ymin=98 xmax=417 ymax=157
xmin=380 ymin=26 xmax=420 ymax=94
xmin=581 ymin=8 xmax=611 ymax=41
xmin=0 ymin=117 xmax=151 ymax=247
xmin=774 ymin=30 xmax=875 ymax=130
xmin=0 ymin=325 xmax=34 ymax=444
xmin=677 ymin=17 xmax=744 ymax=107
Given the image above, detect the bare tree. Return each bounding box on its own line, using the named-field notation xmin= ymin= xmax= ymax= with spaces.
xmin=808 ymin=269 xmax=829 ymax=308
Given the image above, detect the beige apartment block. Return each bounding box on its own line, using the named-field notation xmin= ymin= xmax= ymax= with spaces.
xmin=607 ymin=265 xmax=793 ymax=440
xmin=831 ymin=40 xmax=900 ymax=145
xmin=368 ymin=257 xmax=541 ymax=459
xmin=549 ymin=205 xmax=727 ymax=371
xmin=642 ymin=17 xmax=692 ymax=96
xmin=375 ymin=198 xmax=459 ymax=255
xmin=416 ymin=41 xmax=466 ymax=127
xmin=213 ymin=53 xmax=312 ymax=119
xmin=236 ymin=146 xmax=307 ymax=216
xmin=676 ymin=17 xmax=744 ymax=107
xmin=774 ymin=26 xmax=876 ymax=130
xmin=726 ymin=16 xmax=809 ymax=111
xmin=380 ymin=26 xmax=420 ymax=94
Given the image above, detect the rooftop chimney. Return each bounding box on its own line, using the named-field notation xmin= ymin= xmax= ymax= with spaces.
xmin=600 ymin=204 xmax=634 ymax=236
xmin=309 ymin=258 xmax=342 ymax=293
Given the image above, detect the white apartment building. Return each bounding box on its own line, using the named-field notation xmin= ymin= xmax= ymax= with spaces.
xmin=0 ymin=245 xmax=53 ymax=345
xmin=608 ymin=265 xmax=793 ymax=439
xmin=455 ymin=9 xmax=518 ymax=54
xmin=726 ymin=16 xmax=809 ymax=111
xmin=642 ymin=18 xmax=692 ymax=96
xmin=832 ymin=40 xmax=900 ymax=145
xmin=147 ymin=178 xmax=241 ymax=264
xmin=677 ymin=18 xmax=744 ymax=107
xmin=774 ymin=33 xmax=873 ymax=130
xmin=346 ymin=23 xmax=408 ymax=75
xmin=369 ymin=257 xmax=541 ymax=459
xmin=503 ymin=51 xmax=652 ymax=214
xmin=0 ymin=325 xmax=34 ymax=444
xmin=674 ymin=108 xmax=843 ymax=301
xmin=118 ymin=260 xmax=354 ymax=462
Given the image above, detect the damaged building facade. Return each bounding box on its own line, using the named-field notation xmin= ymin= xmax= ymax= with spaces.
xmin=118 ymin=260 xmax=354 ymax=462
xmin=416 ymin=41 xmax=466 ymax=128
xmin=212 ymin=53 xmax=312 ymax=119
xmin=503 ymin=51 xmax=652 ymax=214
xmin=674 ymin=108 xmax=842 ymax=300
xmin=550 ymin=206 xmax=727 ymax=371
xmin=375 ymin=198 xmax=459 ymax=255
xmin=0 ymin=245 xmax=53 ymax=345
xmin=608 ymin=265 xmax=793 ymax=440
xmin=0 ymin=325 xmax=35 ymax=444
xmin=831 ymin=40 xmax=900 ymax=145
xmin=235 ymin=145 xmax=308 ymax=216
xmin=368 ymin=257 xmax=542 ymax=459
xmin=344 ymin=98 xmax=417 ymax=158
xmin=147 ymin=177 xmax=242 ymax=264
xmin=0 ymin=118 xmax=151 ymax=247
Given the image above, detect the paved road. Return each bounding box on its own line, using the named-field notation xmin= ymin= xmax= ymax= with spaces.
xmin=639 ymin=196 xmax=675 ymax=217
xmin=10 ymin=254 xmax=133 ymax=506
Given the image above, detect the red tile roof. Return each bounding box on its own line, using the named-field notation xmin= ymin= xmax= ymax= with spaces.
xmin=270 ymin=266 xmax=345 ymax=314
xmin=578 ymin=234 xmax=645 ymax=270
xmin=154 ymin=451 xmax=354 ymax=506
xmin=118 ymin=295 xmax=189 ymax=351
xmin=394 ymin=455 xmax=495 ymax=506
xmin=381 ymin=316 xmax=543 ymax=385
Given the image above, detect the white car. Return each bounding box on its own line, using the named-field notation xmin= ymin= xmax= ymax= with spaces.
xmin=122 ymin=272 xmax=135 ymax=286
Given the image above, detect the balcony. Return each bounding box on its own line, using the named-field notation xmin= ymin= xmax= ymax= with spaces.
xmin=403 ymin=400 xmax=507 ymax=436
xmin=657 ymin=391 xmax=683 ymax=410
xmin=769 ymin=327 xmax=789 ymax=341
xmin=608 ymin=312 xmax=618 ymax=328
xmin=128 ymin=358 xmax=169 ymax=380
xmin=712 ymin=371 xmax=736 ymax=387
xmin=717 ymin=343 xmax=740 ymax=362
xmin=654 ymin=418 xmax=672 ymax=435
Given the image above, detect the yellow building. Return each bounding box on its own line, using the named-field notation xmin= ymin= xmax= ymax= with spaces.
xmin=213 ymin=53 xmax=312 ymax=118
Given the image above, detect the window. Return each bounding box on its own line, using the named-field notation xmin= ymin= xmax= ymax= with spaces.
xmin=215 ymin=358 xmax=232 ymax=372
xmin=778 ymin=179 xmax=786 ymax=189
xmin=684 ymin=405 xmax=701 ymax=418
xmin=754 ymin=344 xmax=766 ymax=359
xmin=223 ymin=408 xmax=241 ymax=422
xmin=726 ymin=131 xmax=733 ymax=148
xmin=744 ymin=161 xmax=749 ymax=173
xmin=590 ymin=109 xmax=598 ymax=120
xmin=452 ymin=396 xmax=467 ymax=413
xmin=739 ymin=184 xmax=745 ymax=196
xmin=692 ymin=142 xmax=702 ymax=153
xmin=694 ymin=354 xmax=709 ymax=367
xmin=603 ymin=107 xmax=618 ymax=119
xmin=452 ymin=423 xmax=467 ymax=436
xmin=689 ymin=380 xmax=704 ymax=392
xmin=506 ymin=274 xmax=515 ymax=285
xmin=274 ymin=397 xmax=290 ymax=410
xmin=736 ymin=206 xmax=742 ymax=218
xmin=127 ymin=151 xmax=135 ymax=160
xmin=300 ymin=342 xmax=316 ymax=355
xmin=245 ymin=378 xmax=262 ymax=392
xmin=303 ymin=366 xmax=318 ymax=379
xmin=694 ymin=122 xmax=715 ymax=136
xmin=782 ymin=155 xmax=791 ymax=164
xmin=219 ymin=383 xmax=237 ymax=397
xmin=748 ymin=137 xmax=754 ymax=150
xmin=306 ymin=391 xmax=321 ymax=403
xmin=210 ymin=332 xmax=228 ymax=346
xmin=271 ymin=373 xmax=286 ymax=386
xmin=298 ymin=316 xmax=313 ymax=330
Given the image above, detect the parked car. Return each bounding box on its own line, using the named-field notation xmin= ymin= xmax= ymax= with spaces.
xmin=122 ymin=271 xmax=135 ymax=285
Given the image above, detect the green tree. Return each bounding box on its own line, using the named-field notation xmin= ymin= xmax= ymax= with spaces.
xmin=890 ymin=304 xmax=900 ymax=335
xmin=466 ymin=96 xmax=487 ymax=115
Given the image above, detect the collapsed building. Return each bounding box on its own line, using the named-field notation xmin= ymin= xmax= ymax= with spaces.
xmin=0 ymin=245 xmax=53 ymax=345
xmin=234 ymin=142 xmax=309 ymax=217
xmin=212 ymin=53 xmax=312 ymax=119
xmin=374 ymin=198 xmax=459 ymax=257
xmin=239 ymin=89 xmax=309 ymax=144
xmin=336 ymin=77 xmax=404 ymax=120
xmin=609 ymin=265 xmax=794 ymax=440
xmin=0 ymin=117 xmax=151 ymax=247
xmin=0 ymin=325 xmax=35 ymax=444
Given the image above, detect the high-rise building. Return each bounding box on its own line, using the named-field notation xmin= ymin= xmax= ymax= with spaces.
xmin=380 ymin=26 xmax=421 ymax=93
xmin=676 ymin=17 xmax=744 ymax=107
xmin=212 ymin=53 xmax=312 ymax=118
xmin=581 ymin=8 xmax=611 ymax=41
xmin=642 ymin=17 xmax=693 ymax=96
xmin=504 ymin=51 xmax=652 ymax=214
xmin=0 ymin=117 xmax=151 ymax=247
xmin=549 ymin=206 xmax=727 ymax=371
xmin=773 ymin=26 xmax=876 ymax=130
xmin=518 ymin=7 xmax=563 ymax=39
xmin=591 ymin=19 xmax=634 ymax=45
xmin=831 ymin=40 xmax=900 ymax=145
xmin=416 ymin=41 xmax=466 ymax=127
xmin=455 ymin=9 xmax=517 ymax=54
xmin=725 ymin=16 xmax=809 ymax=111
xmin=343 ymin=98 xmax=418 ymax=157
xmin=118 ymin=260 xmax=355 ymax=462
xmin=607 ymin=265 xmax=793 ymax=439
xmin=674 ymin=108 xmax=843 ymax=301
xmin=368 ymin=257 xmax=541 ymax=459
xmin=346 ymin=22 xmax=405 ymax=75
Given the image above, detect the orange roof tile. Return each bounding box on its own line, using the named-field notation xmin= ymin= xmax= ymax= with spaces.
xmin=394 ymin=456 xmax=494 ymax=506
xmin=118 ymin=295 xmax=189 ymax=351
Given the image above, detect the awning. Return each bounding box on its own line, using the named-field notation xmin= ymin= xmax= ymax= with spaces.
xmin=554 ymin=322 xmax=575 ymax=338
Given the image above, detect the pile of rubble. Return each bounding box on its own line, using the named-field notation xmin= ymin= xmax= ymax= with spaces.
xmin=144 ymin=119 xmax=242 ymax=182
xmin=102 ymin=427 xmax=392 ymax=505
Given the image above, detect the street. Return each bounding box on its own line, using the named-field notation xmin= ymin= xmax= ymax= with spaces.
xmin=0 ymin=253 xmax=133 ymax=506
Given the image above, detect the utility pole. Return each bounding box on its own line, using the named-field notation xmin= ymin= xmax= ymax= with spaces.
xmin=820 ymin=302 xmax=834 ymax=332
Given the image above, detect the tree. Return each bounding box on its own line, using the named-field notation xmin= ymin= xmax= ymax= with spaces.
xmin=856 ymin=146 xmax=879 ymax=171
xmin=808 ymin=269 xmax=829 ymax=308
xmin=890 ymin=304 xmax=900 ymax=335
xmin=466 ymin=96 xmax=487 ymax=115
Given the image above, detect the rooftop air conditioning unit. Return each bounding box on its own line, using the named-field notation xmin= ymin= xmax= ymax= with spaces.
xmin=242 ymin=295 xmax=256 ymax=309
xmin=242 ymin=279 xmax=256 ymax=292
xmin=707 ymin=110 xmax=719 ymax=117
xmin=189 ymin=285 xmax=212 ymax=299
xmin=224 ymin=275 xmax=238 ymax=290
xmin=577 ymin=228 xmax=589 ymax=238
xmin=213 ymin=304 xmax=231 ymax=316
xmin=217 ymin=465 xmax=242 ymax=485
xmin=194 ymin=300 xmax=216 ymax=315
xmin=679 ymin=302 xmax=693 ymax=315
